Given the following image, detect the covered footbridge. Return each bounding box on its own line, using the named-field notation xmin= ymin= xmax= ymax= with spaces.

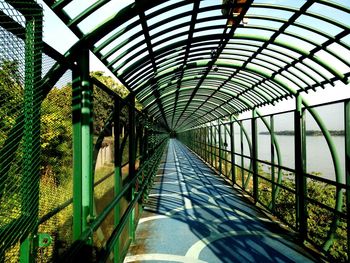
xmin=0 ymin=0 xmax=350 ymax=262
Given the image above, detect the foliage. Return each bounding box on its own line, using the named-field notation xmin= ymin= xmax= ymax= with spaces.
xmin=0 ymin=60 xmax=23 ymax=207
xmin=91 ymin=71 xmax=133 ymax=134
xmin=0 ymin=60 xmax=23 ymax=145
xmin=194 ymin=147 xmax=348 ymax=262
xmin=257 ymin=172 xmax=348 ymax=262
xmin=0 ymin=63 xmax=143 ymax=260
xmin=41 ymin=85 xmax=72 ymax=184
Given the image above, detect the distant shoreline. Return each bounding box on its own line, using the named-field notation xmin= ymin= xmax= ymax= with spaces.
xmin=259 ymin=130 xmax=344 ymax=136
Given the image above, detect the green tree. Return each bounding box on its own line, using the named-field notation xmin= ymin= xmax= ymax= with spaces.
xmin=91 ymin=71 xmax=132 ymax=134
xmin=40 ymin=85 xmax=72 ymax=184
xmin=0 ymin=60 xmax=23 ymax=145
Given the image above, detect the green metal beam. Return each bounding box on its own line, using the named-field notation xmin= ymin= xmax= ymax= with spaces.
xmin=345 ymin=99 xmax=350 ymax=259
xmin=113 ymin=98 xmax=122 ymax=263
xmin=128 ymin=95 xmax=136 ymax=241
xmin=20 ymin=7 xmax=43 ymax=262
xmin=295 ymin=93 xmax=307 ymax=239
xmin=252 ymin=109 xmax=258 ymax=203
xmin=72 ymin=48 xmax=94 ymax=242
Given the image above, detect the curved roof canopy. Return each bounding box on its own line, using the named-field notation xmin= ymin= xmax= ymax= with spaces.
xmin=45 ymin=0 xmax=350 ymax=131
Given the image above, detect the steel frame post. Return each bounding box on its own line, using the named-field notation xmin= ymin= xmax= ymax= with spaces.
xmin=72 ymin=47 xmax=93 ymax=242
xmin=240 ymin=121 xmax=244 ymax=189
xmin=230 ymin=121 xmax=236 ymax=184
xmin=20 ymin=8 xmax=43 ymax=262
xmin=198 ymin=129 xmax=200 ymax=154
xmin=252 ymin=109 xmax=258 ymax=203
xmin=224 ymin=125 xmax=228 ymax=177
xmin=210 ymin=125 xmax=214 ymax=166
xmin=204 ymin=127 xmax=207 ymax=160
xmin=345 ymin=100 xmax=350 ymax=257
xmin=128 ymin=95 xmax=136 ymax=241
xmin=295 ymin=94 xmax=307 ymax=239
xmin=204 ymin=127 xmax=207 ymax=162
xmin=113 ymin=99 xmax=122 ymax=263
xmin=218 ymin=124 xmax=222 ymax=175
xmin=203 ymin=127 xmax=205 ymax=158
xmin=198 ymin=128 xmax=202 ymax=156
xmin=213 ymin=125 xmax=217 ymax=169
xmin=200 ymin=128 xmax=202 ymax=156
xmin=270 ymin=115 xmax=276 ymax=212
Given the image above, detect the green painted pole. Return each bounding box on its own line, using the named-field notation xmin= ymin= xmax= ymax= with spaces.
xmin=240 ymin=121 xmax=244 ymax=189
xmin=72 ymin=66 xmax=82 ymax=241
xmin=230 ymin=121 xmax=236 ymax=184
xmin=204 ymin=127 xmax=207 ymax=162
xmin=345 ymin=100 xmax=350 ymax=257
xmin=252 ymin=109 xmax=258 ymax=203
xmin=200 ymin=128 xmax=202 ymax=157
xmin=20 ymin=8 xmax=43 ymax=262
xmin=128 ymin=95 xmax=136 ymax=241
xmin=295 ymin=94 xmax=307 ymax=238
xmin=203 ymin=127 xmax=205 ymax=159
xmin=270 ymin=115 xmax=276 ymax=212
xmin=218 ymin=123 xmax=222 ymax=174
xmin=212 ymin=126 xmax=215 ymax=168
xmin=72 ymin=47 xmax=93 ymax=242
xmin=224 ymin=125 xmax=228 ymax=177
xmin=113 ymin=99 xmax=122 ymax=263
xmin=81 ymin=51 xmax=93 ymax=237
xmin=210 ymin=125 xmax=214 ymax=167
xmin=219 ymin=124 xmax=222 ymax=174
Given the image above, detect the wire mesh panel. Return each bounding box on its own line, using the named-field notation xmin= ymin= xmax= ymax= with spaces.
xmin=0 ymin=1 xmax=43 ymax=261
xmin=37 ymin=70 xmax=73 ymax=262
xmin=0 ymin=3 xmax=26 ymax=261
xmin=92 ymin=81 xmax=116 ymax=254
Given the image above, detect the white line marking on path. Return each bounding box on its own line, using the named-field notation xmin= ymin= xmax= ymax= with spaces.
xmin=185 ymin=230 xmax=283 ymax=259
xmin=124 ymin=253 xmax=208 ymax=263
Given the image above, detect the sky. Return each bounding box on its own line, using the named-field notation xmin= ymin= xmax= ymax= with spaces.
xmin=36 ymin=0 xmax=119 ymax=79
xmin=36 ymin=0 xmax=350 ymax=130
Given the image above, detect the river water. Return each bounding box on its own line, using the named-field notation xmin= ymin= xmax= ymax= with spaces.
xmin=220 ymin=133 xmax=345 ymax=182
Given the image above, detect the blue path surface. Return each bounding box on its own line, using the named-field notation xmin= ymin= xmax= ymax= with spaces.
xmin=125 ymin=139 xmax=318 ymax=263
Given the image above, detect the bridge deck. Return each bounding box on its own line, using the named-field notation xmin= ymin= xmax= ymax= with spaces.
xmin=125 ymin=139 xmax=318 ymax=263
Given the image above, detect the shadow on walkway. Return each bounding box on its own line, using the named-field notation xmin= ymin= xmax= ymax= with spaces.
xmin=125 ymin=139 xmax=320 ymax=263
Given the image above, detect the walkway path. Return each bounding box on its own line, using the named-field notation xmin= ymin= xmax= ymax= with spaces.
xmin=125 ymin=139 xmax=318 ymax=263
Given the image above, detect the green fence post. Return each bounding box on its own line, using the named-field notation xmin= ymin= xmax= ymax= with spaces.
xmin=345 ymin=99 xmax=350 ymax=257
xmin=270 ymin=115 xmax=276 ymax=212
xmin=230 ymin=121 xmax=236 ymax=184
xmin=72 ymin=47 xmax=93 ymax=242
xmin=252 ymin=109 xmax=258 ymax=203
xmin=72 ymin=64 xmax=82 ymax=241
xmin=218 ymin=124 xmax=222 ymax=174
xmin=295 ymin=93 xmax=307 ymax=239
xmin=198 ymin=128 xmax=201 ymax=156
xmin=204 ymin=127 xmax=207 ymax=162
xmin=113 ymin=99 xmax=122 ymax=263
xmin=203 ymin=127 xmax=206 ymax=159
xmin=20 ymin=6 xmax=43 ymax=262
xmin=128 ymin=95 xmax=136 ymax=241
xmin=202 ymin=127 xmax=205 ymax=158
xmin=240 ymin=121 xmax=244 ymax=189
xmin=211 ymin=127 xmax=213 ymax=164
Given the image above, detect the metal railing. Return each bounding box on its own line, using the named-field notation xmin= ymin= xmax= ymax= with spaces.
xmin=179 ymin=97 xmax=349 ymax=262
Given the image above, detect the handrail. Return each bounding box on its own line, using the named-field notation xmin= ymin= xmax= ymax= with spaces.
xmin=178 ymin=98 xmax=349 ymax=261
xmin=62 ymin=138 xmax=168 ymax=261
